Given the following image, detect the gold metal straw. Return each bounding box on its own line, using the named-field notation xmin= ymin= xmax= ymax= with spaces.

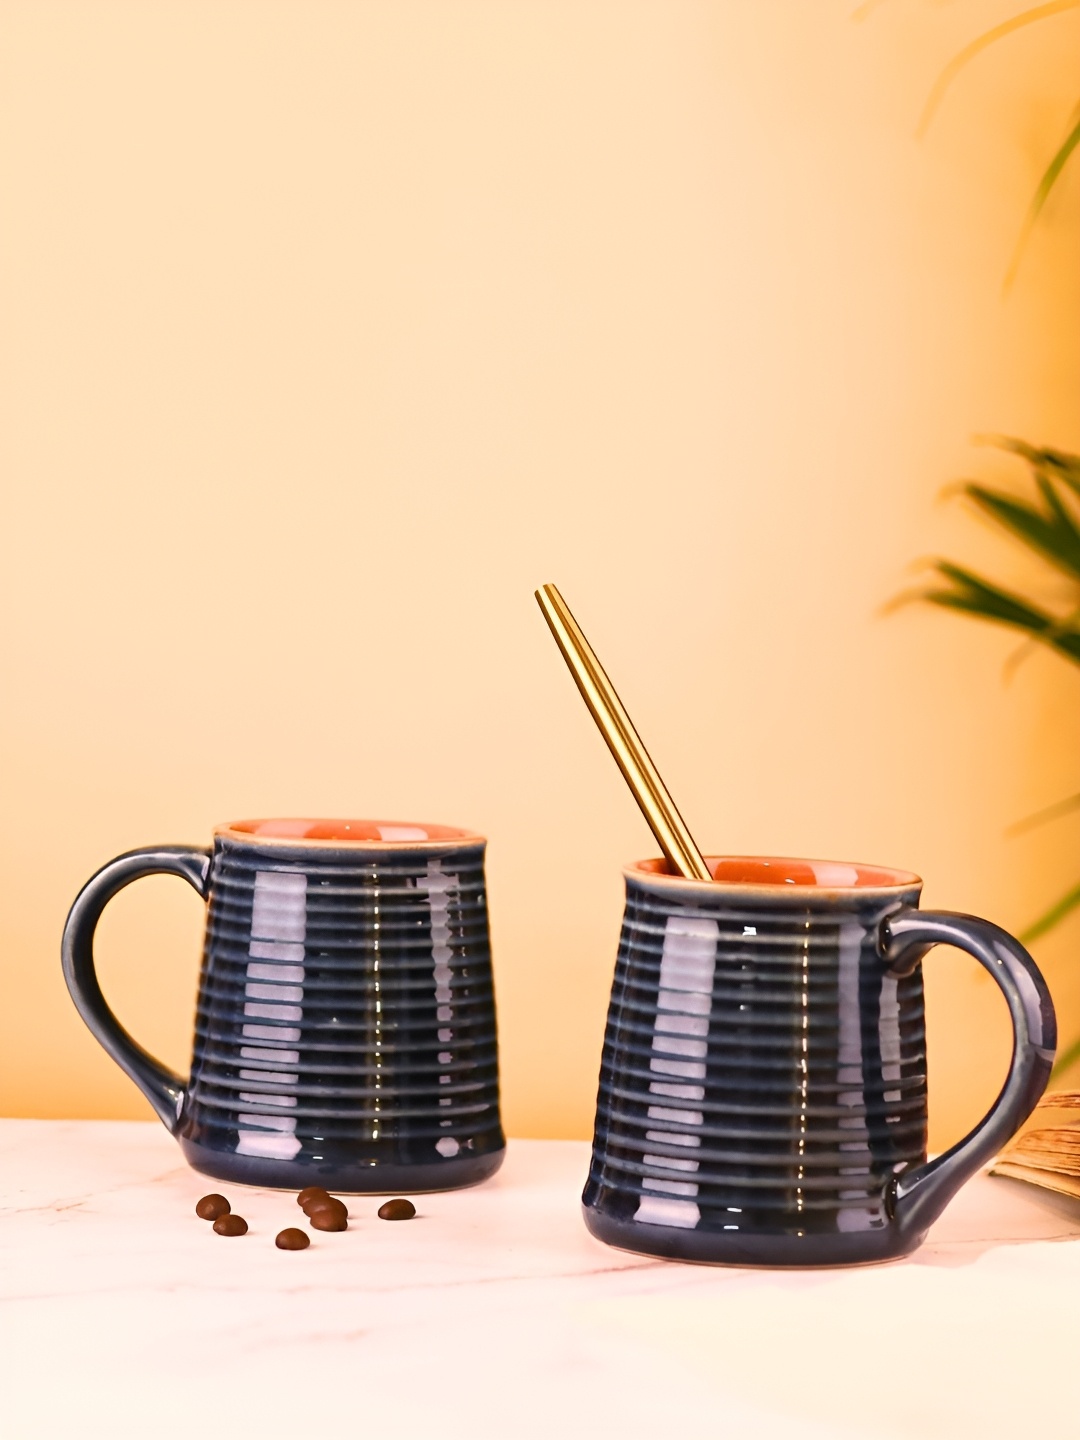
xmin=535 ymin=583 xmax=713 ymax=882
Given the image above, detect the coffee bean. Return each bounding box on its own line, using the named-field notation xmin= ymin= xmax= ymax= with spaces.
xmin=276 ymin=1227 xmax=311 ymax=1250
xmin=213 ymin=1213 xmax=248 ymax=1237
xmin=305 ymin=1192 xmax=346 ymax=1211
xmin=195 ymin=1193 xmax=230 ymax=1221
xmin=378 ymin=1198 xmax=416 ymax=1221
xmin=304 ymin=1195 xmax=348 ymax=1220
xmin=309 ymin=1207 xmax=347 ymax=1232
xmin=296 ymin=1186 xmax=329 ymax=1209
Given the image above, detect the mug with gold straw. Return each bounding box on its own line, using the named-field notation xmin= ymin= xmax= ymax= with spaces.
xmin=537 ymin=584 xmax=1055 ymax=1265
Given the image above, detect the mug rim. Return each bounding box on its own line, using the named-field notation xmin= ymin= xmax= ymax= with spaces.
xmin=215 ymin=818 xmax=486 ymax=850
xmin=626 ymin=853 xmax=922 ymax=897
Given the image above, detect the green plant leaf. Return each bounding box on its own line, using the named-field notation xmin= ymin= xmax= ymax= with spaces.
xmin=1037 ymin=474 xmax=1069 ymax=509
xmin=927 ymin=561 xmax=1055 ymax=626
xmin=1008 ymin=791 xmax=1080 ymax=835
xmin=990 ymin=437 xmax=1080 ymax=488
xmin=1020 ymin=880 xmax=1080 ymax=945
xmin=922 ymin=562 xmax=1080 ymax=665
xmin=1051 ymin=1033 xmax=1080 ymax=1082
xmin=1036 ymin=472 xmax=1080 ymax=541
xmin=916 ymin=1 xmax=1080 ymax=137
xmin=1003 ymin=604 xmax=1080 ymax=680
xmin=1040 ymin=452 xmax=1080 ymax=502
xmin=1005 ymin=106 xmax=1080 ymax=290
xmin=1042 ymin=456 xmax=1080 ymax=499
xmin=962 ymin=481 xmax=1080 ymax=578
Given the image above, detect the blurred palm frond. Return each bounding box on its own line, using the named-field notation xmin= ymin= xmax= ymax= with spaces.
xmin=917 ymin=441 xmax=1080 ymax=668
xmin=1022 ymin=881 xmax=1080 ymax=946
xmin=916 ymin=0 xmax=1080 ymax=138
xmin=908 ymin=441 xmax=1080 ymax=1005
xmin=1005 ymin=104 xmax=1080 ymax=289
xmin=910 ymin=0 xmax=1080 ymax=286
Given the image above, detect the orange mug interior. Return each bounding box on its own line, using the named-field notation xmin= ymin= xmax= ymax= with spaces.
xmin=223 ymin=818 xmax=477 ymax=844
xmin=633 ymin=855 xmax=919 ymax=888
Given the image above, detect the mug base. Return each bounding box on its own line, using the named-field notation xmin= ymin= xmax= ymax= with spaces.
xmin=179 ymin=1137 xmax=506 ymax=1194
xmin=582 ymin=1203 xmax=925 ymax=1268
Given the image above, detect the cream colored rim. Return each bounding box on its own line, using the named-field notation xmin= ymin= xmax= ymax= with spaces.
xmin=215 ymin=819 xmax=485 ymax=851
xmin=626 ymin=854 xmax=922 ymax=898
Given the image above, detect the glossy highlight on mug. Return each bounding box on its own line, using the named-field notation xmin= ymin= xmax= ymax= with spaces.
xmin=583 ymin=851 xmax=1055 ymax=1265
xmin=62 ymin=818 xmax=505 ymax=1193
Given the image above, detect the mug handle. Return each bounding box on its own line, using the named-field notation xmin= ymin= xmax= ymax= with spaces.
xmin=881 ymin=907 xmax=1057 ymax=1237
xmin=61 ymin=846 xmax=212 ymax=1133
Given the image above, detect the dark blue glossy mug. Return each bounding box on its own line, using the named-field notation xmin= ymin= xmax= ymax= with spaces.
xmin=583 ymin=854 xmax=1056 ymax=1265
xmin=63 ymin=819 xmax=505 ymax=1192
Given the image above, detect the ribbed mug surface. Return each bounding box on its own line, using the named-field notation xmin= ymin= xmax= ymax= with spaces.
xmin=176 ymin=830 xmax=504 ymax=1191
xmin=583 ymin=860 xmax=928 ymax=1264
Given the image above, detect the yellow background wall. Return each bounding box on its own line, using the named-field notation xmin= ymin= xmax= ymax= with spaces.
xmin=2 ymin=0 xmax=1078 ymax=1152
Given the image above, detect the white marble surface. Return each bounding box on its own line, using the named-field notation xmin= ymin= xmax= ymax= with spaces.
xmin=3 ymin=1121 xmax=1080 ymax=1438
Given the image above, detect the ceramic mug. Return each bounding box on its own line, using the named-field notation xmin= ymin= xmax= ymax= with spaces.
xmin=63 ymin=819 xmax=505 ymax=1192
xmin=582 ymin=855 xmax=1056 ymax=1265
